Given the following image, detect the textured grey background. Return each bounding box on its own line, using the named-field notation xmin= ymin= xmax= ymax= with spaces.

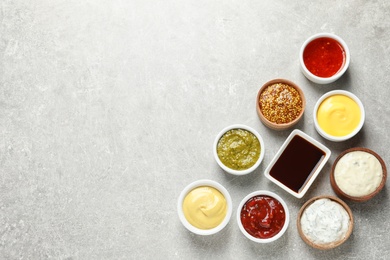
xmin=1 ymin=0 xmax=389 ymax=259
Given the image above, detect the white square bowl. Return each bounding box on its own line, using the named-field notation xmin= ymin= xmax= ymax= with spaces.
xmin=264 ymin=129 xmax=331 ymax=198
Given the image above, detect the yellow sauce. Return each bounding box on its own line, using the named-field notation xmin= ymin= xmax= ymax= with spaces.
xmin=182 ymin=186 xmax=227 ymax=229
xmin=317 ymin=94 xmax=361 ymax=137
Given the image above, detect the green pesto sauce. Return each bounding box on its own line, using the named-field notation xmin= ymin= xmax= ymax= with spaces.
xmin=217 ymin=129 xmax=261 ymax=171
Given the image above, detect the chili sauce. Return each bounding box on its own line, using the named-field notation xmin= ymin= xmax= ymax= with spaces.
xmin=303 ymin=37 xmax=345 ymax=78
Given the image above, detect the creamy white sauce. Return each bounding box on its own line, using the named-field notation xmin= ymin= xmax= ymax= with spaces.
xmin=334 ymin=151 xmax=383 ymax=197
xmin=300 ymin=198 xmax=350 ymax=245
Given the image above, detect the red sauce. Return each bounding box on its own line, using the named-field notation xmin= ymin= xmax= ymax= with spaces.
xmin=240 ymin=195 xmax=285 ymax=239
xmin=303 ymin=37 xmax=345 ymax=78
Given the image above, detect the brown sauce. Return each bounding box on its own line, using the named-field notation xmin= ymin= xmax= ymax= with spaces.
xmin=270 ymin=135 xmax=325 ymax=193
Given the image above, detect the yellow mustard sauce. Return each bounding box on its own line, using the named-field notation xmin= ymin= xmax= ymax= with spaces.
xmin=182 ymin=186 xmax=227 ymax=229
xmin=317 ymin=94 xmax=361 ymax=137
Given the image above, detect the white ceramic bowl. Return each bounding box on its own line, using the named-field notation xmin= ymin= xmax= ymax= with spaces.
xmin=264 ymin=129 xmax=331 ymax=198
xmin=177 ymin=179 xmax=233 ymax=235
xmin=213 ymin=124 xmax=265 ymax=175
xmin=300 ymin=33 xmax=350 ymax=84
xmin=313 ymin=90 xmax=365 ymax=142
xmin=237 ymin=190 xmax=289 ymax=243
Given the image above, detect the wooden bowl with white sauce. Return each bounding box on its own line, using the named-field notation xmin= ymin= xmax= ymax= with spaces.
xmin=297 ymin=195 xmax=354 ymax=250
xmin=330 ymin=147 xmax=387 ymax=202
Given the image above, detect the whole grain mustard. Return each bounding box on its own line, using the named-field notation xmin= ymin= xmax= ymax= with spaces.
xmin=259 ymin=83 xmax=303 ymax=124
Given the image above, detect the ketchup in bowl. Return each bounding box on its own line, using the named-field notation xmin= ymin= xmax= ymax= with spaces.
xmin=240 ymin=195 xmax=286 ymax=239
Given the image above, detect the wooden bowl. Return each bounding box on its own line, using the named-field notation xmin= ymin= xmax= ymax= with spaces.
xmin=256 ymin=79 xmax=305 ymax=130
xmin=297 ymin=195 xmax=354 ymax=250
xmin=330 ymin=147 xmax=387 ymax=202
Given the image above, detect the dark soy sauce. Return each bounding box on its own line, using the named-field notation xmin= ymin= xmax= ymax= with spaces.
xmin=270 ymin=135 xmax=325 ymax=193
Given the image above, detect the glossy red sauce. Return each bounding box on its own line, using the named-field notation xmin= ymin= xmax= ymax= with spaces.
xmin=240 ymin=195 xmax=285 ymax=239
xmin=303 ymin=37 xmax=345 ymax=78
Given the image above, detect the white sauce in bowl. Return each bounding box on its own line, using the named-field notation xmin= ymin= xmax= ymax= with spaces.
xmin=334 ymin=151 xmax=383 ymax=197
xmin=300 ymin=198 xmax=350 ymax=245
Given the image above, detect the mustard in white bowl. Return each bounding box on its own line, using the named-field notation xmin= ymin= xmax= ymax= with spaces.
xmin=313 ymin=90 xmax=365 ymax=142
xmin=178 ymin=179 xmax=233 ymax=235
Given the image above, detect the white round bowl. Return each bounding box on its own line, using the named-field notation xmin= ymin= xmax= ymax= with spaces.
xmin=300 ymin=33 xmax=350 ymax=84
xmin=213 ymin=124 xmax=265 ymax=175
xmin=177 ymin=179 xmax=233 ymax=235
xmin=237 ymin=190 xmax=290 ymax=243
xmin=313 ymin=90 xmax=365 ymax=142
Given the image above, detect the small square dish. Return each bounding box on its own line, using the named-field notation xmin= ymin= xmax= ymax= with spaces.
xmin=264 ymin=129 xmax=331 ymax=198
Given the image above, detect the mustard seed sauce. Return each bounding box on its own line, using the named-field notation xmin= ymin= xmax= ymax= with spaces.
xmin=259 ymin=83 xmax=303 ymax=124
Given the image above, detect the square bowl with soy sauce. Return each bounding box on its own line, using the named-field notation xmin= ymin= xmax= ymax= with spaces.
xmin=264 ymin=129 xmax=331 ymax=198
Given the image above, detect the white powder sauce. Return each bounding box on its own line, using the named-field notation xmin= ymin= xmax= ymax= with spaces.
xmin=300 ymin=198 xmax=350 ymax=245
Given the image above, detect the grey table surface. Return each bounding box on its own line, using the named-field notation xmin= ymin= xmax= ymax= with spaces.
xmin=1 ymin=0 xmax=389 ymax=259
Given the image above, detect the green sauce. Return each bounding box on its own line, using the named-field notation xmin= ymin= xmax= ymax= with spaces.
xmin=217 ymin=129 xmax=261 ymax=170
